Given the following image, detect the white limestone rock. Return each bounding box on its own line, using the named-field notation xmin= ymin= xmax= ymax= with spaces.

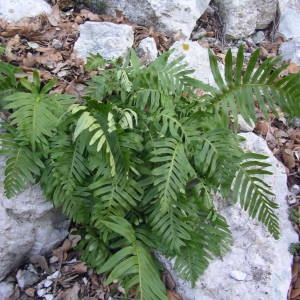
xmin=0 ymin=282 xmax=14 ymax=299
xmin=92 ymin=0 xmax=211 ymax=38
xmin=278 ymin=0 xmax=300 ymax=39
xmin=214 ymin=0 xmax=277 ymax=39
xmin=165 ymin=133 xmax=296 ymax=300
xmin=0 ymin=156 xmax=69 ymax=281
xmin=74 ymin=22 xmax=134 ymax=61
xmin=278 ymin=0 xmax=300 ymax=64
xmin=0 ymin=0 xmax=51 ymax=23
xmin=238 ymin=114 xmax=255 ymax=132
xmin=137 ymin=37 xmax=158 ymax=64
xmin=168 ymin=40 xmax=217 ymax=87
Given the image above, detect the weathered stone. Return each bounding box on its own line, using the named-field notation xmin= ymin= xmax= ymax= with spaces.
xmin=238 ymin=114 xmax=255 ymax=132
xmin=73 ymin=21 xmax=134 ymax=61
xmin=278 ymin=0 xmax=300 ymax=39
xmin=279 ymin=37 xmax=300 ymax=65
xmin=168 ymin=40 xmax=217 ymax=87
xmin=0 ymin=281 xmax=14 ymax=299
xmin=137 ymin=37 xmax=158 ymax=64
xmin=86 ymin=0 xmax=210 ymax=38
xmin=0 ymin=0 xmax=51 ymax=23
xmin=0 ymin=156 xmax=69 ymax=281
xmin=252 ymin=31 xmax=265 ymax=44
xmin=16 ymin=269 xmax=39 ymax=289
xmin=214 ymin=0 xmax=277 ymax=39
xmin=162 ymin=133 xmax=296 ymax=300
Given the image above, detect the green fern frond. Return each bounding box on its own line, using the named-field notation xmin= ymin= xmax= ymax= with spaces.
xmin=0 ymin=128 xmax=43 ymax=197
xmin=90 ymin=172 xmax=142 ymax=229
xmin=3 ymin=75 xmax=74 ymax=149
xmin=174 ymin=211 xmax=231 ymax=285
xmin=100 ymin=216 xmax=167 ymax=300
xmin=149 ymin=203 xmax=192 ymax=252
xmin=233 ymin=152 xmax=280 ymax=238
xmin=150 ymin=138 xmax=195 ymax=210
xmin=194 ymin=129 xmax=242 ymax=178
xmin=207 ymin=45 xmax=300 ymax=124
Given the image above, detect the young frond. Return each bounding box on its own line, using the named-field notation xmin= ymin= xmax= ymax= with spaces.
xmin=232 ymin=153 xmax=280 ymax=239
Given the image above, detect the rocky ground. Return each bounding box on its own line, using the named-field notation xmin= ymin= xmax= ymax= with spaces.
xmin=0 ymin=2 xmax=300 ymax=300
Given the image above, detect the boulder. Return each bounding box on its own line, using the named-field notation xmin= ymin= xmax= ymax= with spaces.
xmin=0 ymin=156 xmax=69 ymax=281
xmin=73 ymin=21 xmax=134 ymax=61
xmin=214 ymin=0 xmax=277 ymax=39
xmin=0 ymin=0 xmax=51 ymax=23
xmin=168 ymin=40 xmax=217 ymax=87
xmin=85 ymin=0 xmax=211 ymax=38
xmin=164 ymin=133 xmax=296 ymax=300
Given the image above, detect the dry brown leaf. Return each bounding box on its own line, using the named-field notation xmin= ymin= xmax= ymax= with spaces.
xmin=56 ymin=282 xmax=80 ymax=300
xmin=24 ymin=288 xmax=35 ymax=297
xmin=62 ymin=262 xmax=88 ymax=275
xmin=255 ymin=120 xmax=269 ymax=136
xmin=48 ymin=4 xmax=61 ymax=27
xmin=280 ymin=63 xmax=300 ymax=77
xmin=291 ymin=131 xmax=300 ymax=144
xmin=282 ymin=148 xmax=296 ymax=170
xmin=30 ymin=254 xmax=51 ymax=274
xmin=79 ymin=9 xmax=101 ymax=21
xmin=167 ymin=290 xmax=183 ymax=300
xmin=163 ymin=271 xmax=176 ymax=290
xmin=290 ymin=288 xmax=300 ymax=299
xmin=292 ymin=261 xmax=299 ymax=282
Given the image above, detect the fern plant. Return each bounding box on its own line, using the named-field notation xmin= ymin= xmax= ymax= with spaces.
xmin=0 ymin=45 xmax=299 ymax=299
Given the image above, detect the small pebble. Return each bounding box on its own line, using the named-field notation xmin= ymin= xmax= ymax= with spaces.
xmin=52 ymin=39 xmax=63 ymax=50
xmin=229 ymin=270 xmax=247 ymax=281
xmin=252 ymin=31 xmax=265 ymax=44
xmin=44 ymin=294 xmax=54 ymax=300
xmin=49 ymin=256 xmax=58 ymax=264
xmin=37 ymin=288 xmax=47 ymax=297
xmin=47 ymin=271 xmax=60 ymax=280
xmin=43 ymin=280 xmax=53 ymax=288
xmin=291 ymin=184 xmax=300 ymax=195
xmin=82 ymin=277 xmax=88 ymax=285
xmin=287 ymin=194 xmax=297 ymax=205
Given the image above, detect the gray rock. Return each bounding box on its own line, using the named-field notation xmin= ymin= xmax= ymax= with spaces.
xmin=0 ymin=0 xmax=51 ymax=23
xmin=238 ymin=114 xmax=255 ymax=132
xmin=16 ymin=269 xmax=39 ymax=289
xmin=278 ymin=0 xmax=300 ymax=39
xmin=162 ymin=133 xmax=296 ymax=300
xmin=73 ymin=22 xmax=134 ymax=61
xmin=137 ymin=37 xmax=158 ymax=64
xmin=0 ymin=156 xmax=69 ymax=281
xmin=214 ymin=0 xmax=277 ymax=39
xmin=252 ymin=31 xmax=265 ymax=44
xmin=90 ymin=0 xmax=211 ymax=38
xmin=294 ymin=117 xmax=300 ymax=127
xmin=0 ymin=281 xmax=14 ymax=299
xmin=279 ymin=37 xmax=300 ymax=65
xmin=168 ymin=40 xmax=218 ymax=87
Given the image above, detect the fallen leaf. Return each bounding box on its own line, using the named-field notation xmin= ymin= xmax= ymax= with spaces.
xmin=167 ymin=290 xmax=183 ymax=300
xmin=163 ymin=271 xmax=176 ymax=290
xmin=282 ymin=148 xmax=296 ymax=170
xmin=79 ymin=9 xmax=101 ymax=21
xmin=48 ymin=5 xmax=61 ymax=26
xmin=56 ymin=282 xmax=80 ymax=300
xmin=24 ymin=287 xmax=35 ymax=297
xmin=290 ymin=288 xmax=300 ymax=299
xmin=62 ymin=262 xmax=88 ymax=275
xmin=255 ymin=120 xmax=269 ymax=136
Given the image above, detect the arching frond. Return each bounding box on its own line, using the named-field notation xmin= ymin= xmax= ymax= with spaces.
xmin=232 ymin=153 xmax=280 ymax=239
